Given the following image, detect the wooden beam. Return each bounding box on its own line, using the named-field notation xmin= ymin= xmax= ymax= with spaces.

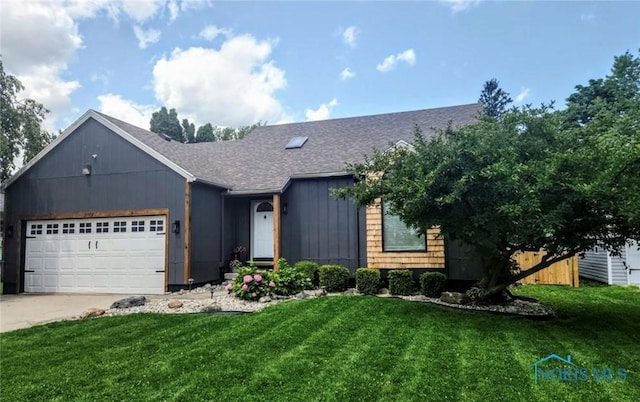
xmin=184 ymin=181 xmax=191 ymax=284
xmin=273 ymin=194 xmax=281 ymax=269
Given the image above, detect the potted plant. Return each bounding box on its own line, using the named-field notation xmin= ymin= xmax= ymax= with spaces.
xmin=229 ymin=245 xmax=247 ymax=273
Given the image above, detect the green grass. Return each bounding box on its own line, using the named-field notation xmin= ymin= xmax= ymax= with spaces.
xmin=1 ymin=285 xmax=639 ymax=401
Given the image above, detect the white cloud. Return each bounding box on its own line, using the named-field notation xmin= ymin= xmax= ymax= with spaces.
xmin=199 ymin=25 xmax=232 ymax=41
xmin=152 ymin=34 xmax=289 ymax=127
xmin=342 ymin=26 xmax=360 ymax=48
xmin=376 ymin=49 xmax=416 ymax=72
xmin=515 ymin=87 xmax=531 ymax=103
xmin=439 ymin=0 xmax=481 ymax=13
xmin=340 ymin=68 xmax=355 ymax=80
xmin=133 ymin=25 xmax=161 ymax=49
xmin=305 ymin=98 xmax=338 ymax=121
xmin=97 ymin=94 xmax=157 ymax=129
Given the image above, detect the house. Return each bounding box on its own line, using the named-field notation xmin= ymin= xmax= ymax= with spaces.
xmin=0 ymin=104 xmax=482 ymax=294
xmin=580 ymin=241 xmax=640 ymax=285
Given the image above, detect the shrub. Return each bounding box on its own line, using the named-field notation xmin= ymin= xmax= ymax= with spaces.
xmin=319 ymin=264 xmax=350 ymax=292
xmin=293 ymin=260 xmax=320 ymax=286
xmin=420 ymin=272 xmax=447 ymax=297
xmin=388 ymin=270 xmax=415 ymax=295
xmin=226 ymin=264 xmax=275 ymax=301
xmin=356 ymin=268 xmax=380 ymax=295
xmin=273 ymin=258 xmax=313 ymax=295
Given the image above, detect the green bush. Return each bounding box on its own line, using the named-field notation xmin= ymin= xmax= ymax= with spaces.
xmin=319 ymin=264 xmax=350 ymax=292
xmin=356 ymin=268 xmax=380 ymax=295
xmin=293 ymin=260 xmax=320 ymax=286
xmin=420 ymin=272 xmax=447 ymax=297
xmin=388 ymin=270 xmax=415 ymax=295
xmin=226 ymin=264 xmax=275 ymax=301
xmin=273 ymin=259 xmax=313 ymax=295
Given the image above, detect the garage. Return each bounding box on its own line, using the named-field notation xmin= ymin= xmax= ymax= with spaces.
xmin=24 ymin=216 xmax=166 ymax=294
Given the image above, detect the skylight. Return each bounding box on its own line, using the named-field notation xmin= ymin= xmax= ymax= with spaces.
xmin=285 ymin=136 xmax=308 ymax=149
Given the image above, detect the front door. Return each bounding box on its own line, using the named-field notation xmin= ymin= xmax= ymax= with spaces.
xmin=252 ymin=201 xmax=274 ymax=259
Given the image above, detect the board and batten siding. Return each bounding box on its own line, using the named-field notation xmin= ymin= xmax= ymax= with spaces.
xmin=280 ymin=178 xmax=365 ymax=271
xmin=189 ymin=183 xmax=225 ymax=283
xmin=365 ymin=200 xmax=445 ymax=270
xmin=2 ymin=117 xmax=187 ymax=292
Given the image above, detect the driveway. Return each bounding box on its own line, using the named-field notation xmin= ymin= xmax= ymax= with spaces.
xmin=0 ymin=293 xmax=137 ymax=333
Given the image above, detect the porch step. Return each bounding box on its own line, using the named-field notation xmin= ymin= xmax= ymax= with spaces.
xmin=224 ymin=273 xmax=238 ymax=281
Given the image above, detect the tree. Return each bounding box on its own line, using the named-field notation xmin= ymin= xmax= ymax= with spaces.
xmin=479 ymin=78 xmax=513 ymax=120
xmin=196 ymin=123 xmax=216 ymax=142
xmin=182 ymin=118 xmax=195 ymax=143
xmin=150 ymin=107 xmax=183 ymax=142
xmin=336 ymin=56 xmax=640 ymax=300
xmin=1 ymin=59 xmax=53 ymax=182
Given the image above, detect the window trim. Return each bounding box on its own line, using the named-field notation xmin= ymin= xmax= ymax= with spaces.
xmin=381 ymin=202 xmax=427 ymax=252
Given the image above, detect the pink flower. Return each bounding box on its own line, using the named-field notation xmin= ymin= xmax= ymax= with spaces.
xmin=252 ymin=292 xmax=257 ymax=298
xmin=225 ymin=283 xmax=233 ymax=292
xmin=254 ymin=274 xmax=263 ymax=282
xmin=243 ymin=275 xmax=253 ymax=284
xmin=268 ymin=281 xmax=276 ymax=288
xmin=241 ymin=284 xmax=248 ymax=291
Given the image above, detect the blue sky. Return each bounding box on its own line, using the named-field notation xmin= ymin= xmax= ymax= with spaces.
xmin=1 ymin=0 xmax=639 ymax=132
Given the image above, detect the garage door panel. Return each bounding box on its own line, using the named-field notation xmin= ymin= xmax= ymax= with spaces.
xmin=25 ymin=216 xmax=166 ymax=294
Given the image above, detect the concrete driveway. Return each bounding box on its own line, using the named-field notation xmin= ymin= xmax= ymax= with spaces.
xmin=0 ymin=293 xmax=135 ymax=333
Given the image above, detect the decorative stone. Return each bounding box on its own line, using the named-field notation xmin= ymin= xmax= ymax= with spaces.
xmin=379 ymin=288 xmax=390 ymax=295
xmin=110 ymin=296 xmax=147 ymax=309
xmin=304 ymin=289 xmax=327 ymax=298
xmin=440 ymin=291 xmax=465 ymax=305
xmin=204 ymin=283 xmax=212 ymax=288
xmin=167 ymin=300 xmax=183 ymax=309
xmin=81 ymin=308 xmax=105 ymax=318
xmin=295 ymin=292 xmax=308 ymax=299
xmin=200 ymin=304 xmax=222 ymax=313
xmin=342 ymin=288 xmax=357 ymax=296
xmin=258 ymin=296 xmax=272 ymax=303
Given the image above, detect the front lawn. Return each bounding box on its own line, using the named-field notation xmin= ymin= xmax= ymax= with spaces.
xmin=1 ymin=285 xmax=639 ymax=401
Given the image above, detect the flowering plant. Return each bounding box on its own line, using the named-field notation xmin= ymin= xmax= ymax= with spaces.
xmin=226 ymin=264 xmax=274 ymax=301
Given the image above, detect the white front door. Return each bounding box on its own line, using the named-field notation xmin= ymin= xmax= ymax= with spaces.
xmin=252 ymin=201 xmax=274 ymax=259
xmin=24 ymin=216 xmax=166 ymax=294
xmin=626 ymin=240 xmax=640 ymax=285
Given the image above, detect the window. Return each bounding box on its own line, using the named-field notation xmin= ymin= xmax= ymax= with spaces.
xmin=62 ymin=223 xmax=75 ymax=234
xmin=285 ymin=136 xmax=308 ymax=149
xmin=113 ymin=221 xmax=126 ymax=233
xmin=30 ymin=224 xmax=43 ymax=235
xmin=96 ymin=222 xmax=109 ymax=233
xmin=382 ymin=202 xmax=426 ymax=252
xmin=149 ymin=220 xmax=164 ymax=232
xmin=79 ymin=222 xmax=92 ymax=234
xmin=46 ymin=223 xmax=59 ymax=235
xmin=132 ymin=220 xmax=145 ymax=232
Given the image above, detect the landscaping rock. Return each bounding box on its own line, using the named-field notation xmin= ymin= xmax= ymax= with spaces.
xmin=258 ymin=296 xmax=272 ymax=303
xmin=379 ymin=288 xmax=390 ymax=295
xmin=110 ymin=296 xmax=147 ymax=309
xmin=303 ymin=289 xmax=326 ymax=298
xmin=204 ymin=283 xmax=212 ymax=289
xmin=200 ymin=304 xmax=222 ymax=313
xmin=167 ymin=300 xmax=183 ymax=309
xmin=295 ymin=292 xmax=308 ymax=299
xmin=81 ymin=308 xmax=105 ymax=318
xmin=342 ymin=288 xmax=357 ymax=296
xmin=440 ymin=292 xmax=465 ymax=305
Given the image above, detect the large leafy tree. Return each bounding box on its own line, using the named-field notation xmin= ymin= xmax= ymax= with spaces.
xmin=150 ymin=107 xmax=184 ymax=142
xmin=1 ymin=59 xmax=53 ymax=182
xmin=182 ymin=118 xmax=196 ymax=143
xmin=479 ymin=78 xmax=513 ymax=120
xmin=336 ymin=55 xmax=640 ymax=300
xmin=196 ymin=123 xmax=216 ymax=142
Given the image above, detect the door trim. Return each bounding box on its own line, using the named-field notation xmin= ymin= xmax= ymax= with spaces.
xmin=250 ymin=200 xmax=274 ymax=261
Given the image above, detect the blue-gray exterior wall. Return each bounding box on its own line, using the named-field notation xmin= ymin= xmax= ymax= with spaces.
xmin=190 ymin=183 xmax=225 ymax=283
xmin=580 ymin=248 xmax=629 ymax=285
xmin=2 ymin=117 xmax=187 ymax=292
xmin=281 ymin=177 xmax=366 ymax=272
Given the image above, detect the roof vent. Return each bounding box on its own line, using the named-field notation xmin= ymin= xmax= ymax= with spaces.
xmin=160 ymin=133 xmax=172 ymax=141
xmin=285 ymin=136 xmax=308 ymax=149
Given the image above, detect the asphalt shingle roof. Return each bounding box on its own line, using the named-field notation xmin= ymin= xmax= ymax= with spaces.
xmin=98 ymin=103 xmax=481 ymax=194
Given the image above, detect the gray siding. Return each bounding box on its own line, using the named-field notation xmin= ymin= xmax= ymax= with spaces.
xmin=2 ymin=117 xmax=187 ymax=292
xmin=190 ymin=183 xmax=225 ymax=283
xmin=580 ymin=248 xmax=629 ymax=285
xmin=223 ymin=197 xmax=251 ymax=265
xmin=281 ymin=178 xmax=363 ymax=272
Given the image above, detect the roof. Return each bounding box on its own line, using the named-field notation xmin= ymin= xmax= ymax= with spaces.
xmin=2 ymin=103 xmax=481 ymax=194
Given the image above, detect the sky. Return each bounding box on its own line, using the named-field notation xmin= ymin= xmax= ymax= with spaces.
xmin=1 ymin=0 xmax=639 ymax=134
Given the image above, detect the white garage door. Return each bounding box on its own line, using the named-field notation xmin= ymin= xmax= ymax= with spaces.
xmin=25 ymin=216 xmax=166 ymax=294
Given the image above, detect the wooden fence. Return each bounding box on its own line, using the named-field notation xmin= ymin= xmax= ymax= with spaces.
xmin=514 ymin=251 xmax=579 ymax=287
